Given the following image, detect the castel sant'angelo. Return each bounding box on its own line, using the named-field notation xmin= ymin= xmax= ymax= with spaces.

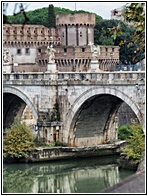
xmin=3 ymin=5 xmax=120 ymax=72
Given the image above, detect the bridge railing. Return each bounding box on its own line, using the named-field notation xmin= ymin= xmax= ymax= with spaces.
xmin=3 ymin=71 xmax=145 ymax=82
xmin=57 ymin=72 xmax=145 ymax=81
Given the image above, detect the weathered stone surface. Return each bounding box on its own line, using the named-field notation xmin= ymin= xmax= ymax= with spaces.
xmin=101 ymin=170 xmax=145 ymax=193
xmin=23 ymin=141 xmax=127 ymax=163
xmin=3 ymin=72 xmax=145 ymax=146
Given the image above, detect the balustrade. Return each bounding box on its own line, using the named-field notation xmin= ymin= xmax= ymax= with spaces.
xmin=3 ymin=71 xmax=145 ymax=83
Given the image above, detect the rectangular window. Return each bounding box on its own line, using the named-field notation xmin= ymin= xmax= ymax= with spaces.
xmin=64 ymin=48 xmax=67 ymax=53
xmin=17 ymin=49 xmax=21 ymax=55
xmin=82 ymin=48 xmax=85 ymax=52
xmin=26 ymin=48 xmax=30 ymax=54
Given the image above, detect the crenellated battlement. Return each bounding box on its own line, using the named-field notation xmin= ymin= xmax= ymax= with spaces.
xmin=56 ymin=13 xmax=96 ymax=26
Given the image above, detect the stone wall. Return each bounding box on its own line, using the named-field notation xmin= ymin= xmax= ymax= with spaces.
xmin=27 ymin=141 xmax=126 ymax=163
xmin=3 ymin=72 xmax=145 ymax=146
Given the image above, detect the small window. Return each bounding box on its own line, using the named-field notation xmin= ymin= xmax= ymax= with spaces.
xmin=64 ymin=48 xmax=67 ymax=53
xmin=17 ymin=49 xmax=21 ymax=55
xmin=38 ymin=48 xmax=41 ymax=53
xmin=62 ymin=32 xmax=64 ymax=37
xmin=112 ymin=48 xmax=114 ymax=52
xmin=82 ymin=48 xmax=85 ymax=52
xmin=26 ymin=48 xmax=30 ymax=54
xmin=80 ymin=32 xmax=82 ymax=37
xmin=105 ymin=48 xmax=108 ymax=52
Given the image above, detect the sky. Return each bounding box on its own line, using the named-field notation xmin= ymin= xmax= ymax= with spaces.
xmin=3 ymin=1 xmax=131 ymax=19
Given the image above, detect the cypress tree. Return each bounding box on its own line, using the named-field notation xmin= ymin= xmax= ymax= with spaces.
xmin=48 ymin=4 xmax=56 ymax=28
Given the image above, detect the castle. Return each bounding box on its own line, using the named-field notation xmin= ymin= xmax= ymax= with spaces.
xmin=3 ymin=12 xmax=120 ymax=72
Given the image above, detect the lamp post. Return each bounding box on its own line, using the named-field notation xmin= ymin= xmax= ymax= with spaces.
xmin=110 ymin=52 xmax=113 ymax=71
xmin=11 ymin=54 xmax=14 ymax=73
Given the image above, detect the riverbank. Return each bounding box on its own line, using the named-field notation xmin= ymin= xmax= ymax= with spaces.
xmin=4 ymin=140 xmax=127 ymax=163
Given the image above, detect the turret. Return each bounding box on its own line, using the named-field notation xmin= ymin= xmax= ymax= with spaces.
xmin=56 ymin=13 xmax=96 ymax=46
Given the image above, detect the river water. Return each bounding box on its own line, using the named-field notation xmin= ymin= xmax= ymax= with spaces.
xmin=3 ymin=155 xmax=135 ymax=193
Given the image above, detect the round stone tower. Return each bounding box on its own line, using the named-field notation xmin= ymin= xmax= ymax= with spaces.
xmin=56 ymin=13 xmax=96 ymax=46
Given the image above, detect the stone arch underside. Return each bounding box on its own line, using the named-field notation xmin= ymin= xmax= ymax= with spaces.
xmin=3 ymin=86 xmax=38 ymax=129
xmin=65 ymin=87 xmax=144 ymax=147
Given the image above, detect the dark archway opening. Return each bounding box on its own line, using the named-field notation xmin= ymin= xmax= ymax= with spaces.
xmin=3 ymin=93 xmax=35 ymax=132
xmin=70 ymin=94 xmax=139 ymax=147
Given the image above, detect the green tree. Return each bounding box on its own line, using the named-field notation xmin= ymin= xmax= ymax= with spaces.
xmin=3 ymin=120 xmax=35 ymax=158
xmin=5 ymin=5 xmax=102 ymax=26
xmin=118 ymin=124 xmax=133 ymax=140
xmin=94 ymin=19 xmax=142 ymax=64
xmin=122 ymin=3 xmax=145 ymax=51
xmin=123 ymin=124 xmax=145 ymax=163
xmin=48 ymin=4 xmax=56 ymax=28
xmin=109 ymin=3 xmax=145 ymax=63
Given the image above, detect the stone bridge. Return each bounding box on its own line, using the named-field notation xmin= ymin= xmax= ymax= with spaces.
xmin=3 ymin=71 xmax=145 ymax=146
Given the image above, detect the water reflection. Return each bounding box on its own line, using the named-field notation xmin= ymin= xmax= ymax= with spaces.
xmin=3 ymin=156 xmax=135 ymax=193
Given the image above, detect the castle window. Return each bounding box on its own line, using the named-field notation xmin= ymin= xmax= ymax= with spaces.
xmin=112 ymin=48 xmax=114 ymax=52
xmin=38 ymin=48 xmax=41 ymax=53
xmin=105 ymin=48 xmax=108 ymax=52
xmin=64 ymin=48 xmax=67 ymax=53
xmin=82 ymin=48 xmax=85 ymax=52
xmin=26 ymin=48 xmax=30 ymax=54
xmin=80 ymin=32 xmax=82 ymax=37
xmin=62 ymin=32 xmax=64 ymax=37
xmin=17 ymin=49 xmax=21 ymax=55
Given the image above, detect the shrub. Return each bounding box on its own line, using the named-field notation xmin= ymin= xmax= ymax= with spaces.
xmin=118 ymin=124 xmax=133 ymax=140
xmin=3 ymin=120 xmax=35 ymax=158
xmin=123 ymin=124 xmax=145 ymax=163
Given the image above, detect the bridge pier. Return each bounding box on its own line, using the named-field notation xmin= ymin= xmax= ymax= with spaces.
xmin=37 ymin=122 xmax=62 ymax=143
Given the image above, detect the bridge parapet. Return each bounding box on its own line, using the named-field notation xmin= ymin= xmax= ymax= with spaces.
xmin=3 ymin=71 xmax=145 ymax=85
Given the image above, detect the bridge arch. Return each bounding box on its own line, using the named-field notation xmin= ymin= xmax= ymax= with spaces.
xmin=65 ymin=86 xmax=144 ymax=146
xmin=3 ymin=86 xmax=38 ymax=129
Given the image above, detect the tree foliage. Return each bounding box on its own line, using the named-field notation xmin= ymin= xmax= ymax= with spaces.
xmin=109 ymin=3 xmax=145 ymax=63
xmin=48 ymin=4 xmax=56 ymax=28
xmin=3 ymin=120 xmax=35 ymax=158
xmin=122 ymin=3 xmax=145 ymax=51
xmin=3 ymin=3 xmax=29 ymax=25
xmin=118 ymin=124 xmax=133 ymax=140
xmin=122 ymin=124 xmax=145 ymax=163
xmin=94 ymin=19 xmax=143 ymax=64
xmin=5 ymin=6 xmax=102 ymax=26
